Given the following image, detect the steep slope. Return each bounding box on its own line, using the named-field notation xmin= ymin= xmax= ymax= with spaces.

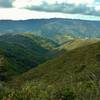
xmin=0 ymin=34 xmax=58 ymax=81
xmin=13 ymin=40 xmax=100 ymax=99
xmin=0 ymin=41 xmax=42 ymax=80
xmin=15 ymin=40 xmax=100 ymax=81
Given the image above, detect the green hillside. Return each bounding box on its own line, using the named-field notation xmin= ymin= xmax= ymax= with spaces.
xmin=3 ymin=40 xmax=99 ymax=100
xmin=0 ymin=34 xmax=58 ymax=81
xmin=0 ymin=33 xmax=100 ymax=100
xmin=59 ymin=39 xmax=100 ymax=50
xmin=0 ymin=19 xmax=100 ymax=100
xmin=0 ymin=33 xmax=58 ymax=51
xmin=21 ymin=33 xmax=59 ymax=49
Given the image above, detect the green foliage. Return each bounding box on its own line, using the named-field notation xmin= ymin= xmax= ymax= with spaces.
xmin=12 ymin=40 xmax=100 ymax=100
xmin=0 ymin=33 xmax=100 ymax=100
xmin=0 ymin=34 xmax=58 ymax=81
xmin=0 ymin=81 xmax=76 ymax=100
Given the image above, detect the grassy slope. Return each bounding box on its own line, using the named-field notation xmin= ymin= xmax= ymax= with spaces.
xmin=59 ymin=39 xmax=100 ymax=50
xmin=12 ymin=40 xmax=100 ymax=99
xmin=17 ymin=40 xmax=100 ymax=80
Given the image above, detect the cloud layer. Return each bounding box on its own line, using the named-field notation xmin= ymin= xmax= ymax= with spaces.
xmin=0 ymin=8 xmax=100 ymax=20
xmin=0 ymin=0 xmax=100 ymax=16
xmin=12 ymin=0 xmax=100 ymax=16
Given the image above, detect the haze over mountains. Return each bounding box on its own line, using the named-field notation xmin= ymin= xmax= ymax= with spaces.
xmin=0 ymin=18 xmax=100 ymax=44
xmin=0 ymin=18 xmax=100 ymax=100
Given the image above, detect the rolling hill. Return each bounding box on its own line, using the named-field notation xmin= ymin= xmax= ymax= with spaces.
xmin=12 ymin=40 xmax=100 ymax=100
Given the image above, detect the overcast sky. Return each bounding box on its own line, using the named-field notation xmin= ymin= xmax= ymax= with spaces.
xmin=0 ymin=0 xmax=100 ymax=20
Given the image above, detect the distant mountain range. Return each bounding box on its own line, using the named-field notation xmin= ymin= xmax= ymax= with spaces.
xmin=0 ymin=18 xmax=100 ymax=44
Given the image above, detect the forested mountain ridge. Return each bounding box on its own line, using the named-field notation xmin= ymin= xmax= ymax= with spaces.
xmin=0 ymin=33 xmax=58 ymax=81
xmin=0 ymin=18 xmax=100 ymax=44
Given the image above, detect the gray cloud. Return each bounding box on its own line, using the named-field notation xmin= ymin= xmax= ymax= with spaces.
xmin=0 ymin=0 xmax=100 ymax=16
xmin=26 ymin=3 xmax=100 ymax=16
xmin=0 ymin=0 xmax=13 ymax=8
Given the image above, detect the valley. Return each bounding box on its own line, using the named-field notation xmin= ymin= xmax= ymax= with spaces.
xmin=0 ymin=19 xmax=100 ymax=100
